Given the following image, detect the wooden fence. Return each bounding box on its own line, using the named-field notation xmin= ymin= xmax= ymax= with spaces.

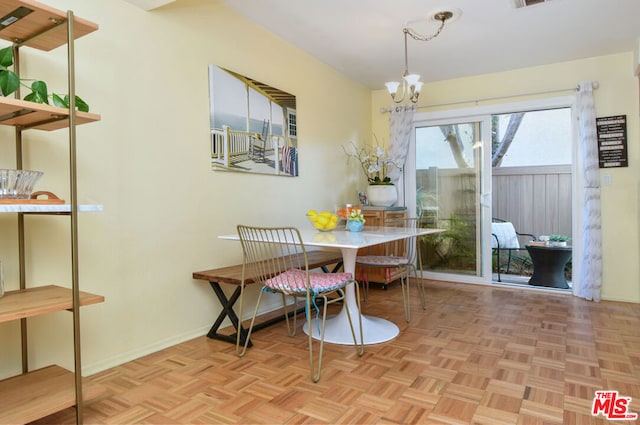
xmin=417 ymin=165 xmax=572 ymax=240
xmin=492 ymin=165 xmax=572 ymax=240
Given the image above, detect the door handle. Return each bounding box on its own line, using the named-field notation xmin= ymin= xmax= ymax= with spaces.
xmin=480 ymin=192 xmax=491 ymax=208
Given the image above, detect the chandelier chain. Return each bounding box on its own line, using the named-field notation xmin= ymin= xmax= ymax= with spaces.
xmin=404 ymin=16 xmax=447 ymax=42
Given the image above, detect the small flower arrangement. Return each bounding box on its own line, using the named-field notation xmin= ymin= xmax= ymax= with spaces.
xmin=346 ymin=207 xmax=366 ymax=223
xmin=343 ymin=140 xmax=402 ymax=185
xmin=337 ymin=206 xmax=366 ymax=223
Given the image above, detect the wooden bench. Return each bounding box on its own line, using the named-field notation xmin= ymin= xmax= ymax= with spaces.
xmin=193 ymin=250 xmax=343 ymax=347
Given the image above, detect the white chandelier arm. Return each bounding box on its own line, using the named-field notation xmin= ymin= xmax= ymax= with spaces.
xmin=387 ymin=81 xmax=406 ymax=104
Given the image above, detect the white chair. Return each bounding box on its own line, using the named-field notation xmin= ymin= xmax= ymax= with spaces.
xmin=491 ymin=219 xmax=536 ymax=282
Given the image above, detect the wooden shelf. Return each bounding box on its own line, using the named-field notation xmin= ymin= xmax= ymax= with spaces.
xmin=0 ymin=285 xmax=104 ymax=323
xmin=0 ymin=365 xmax=105 ymax=424
xmin=0 ymin=96 xmax=101 ymax=131
xmin=0 ymin=0 xmax=98 ymax=51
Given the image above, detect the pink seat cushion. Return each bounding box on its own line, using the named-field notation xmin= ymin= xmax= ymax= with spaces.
xmin=265 ymin=269 xmax=353 ymax=294
xmin=356 ymin=255 xmax=408 ymax=267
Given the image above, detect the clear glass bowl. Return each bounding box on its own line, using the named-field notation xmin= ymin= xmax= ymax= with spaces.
xmin=0 ymin=169 xmax=44 ymax=199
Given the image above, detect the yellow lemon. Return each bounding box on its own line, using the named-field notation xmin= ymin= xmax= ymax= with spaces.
xmin=316 ymin=215 xmax=330 ymax=227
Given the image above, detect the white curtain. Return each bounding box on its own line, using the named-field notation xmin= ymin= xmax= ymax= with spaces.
xmin=575 ymin=81 xmax=602 ymax=301
xmin=387 ymin=104 xmax=416 ymax=186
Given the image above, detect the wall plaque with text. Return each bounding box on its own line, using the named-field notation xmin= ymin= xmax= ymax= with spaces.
xmin=596 ymin=115 xmax=628 ymax=168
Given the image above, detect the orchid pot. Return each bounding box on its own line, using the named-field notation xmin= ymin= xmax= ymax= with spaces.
xmin=367 ymin=184 xmax=398 ymax=207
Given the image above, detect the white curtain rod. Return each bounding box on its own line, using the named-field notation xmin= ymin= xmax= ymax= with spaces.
xmin=380 ymin=81 xmax=599 ymax=113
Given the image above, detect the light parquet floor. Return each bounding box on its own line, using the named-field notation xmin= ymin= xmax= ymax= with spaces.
xmin=34 ymin=280 xmax=640 ymax=424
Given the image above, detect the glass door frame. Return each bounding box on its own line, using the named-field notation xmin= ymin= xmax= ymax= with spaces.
xmin=407 ymin=113 xmax=493 ymax=285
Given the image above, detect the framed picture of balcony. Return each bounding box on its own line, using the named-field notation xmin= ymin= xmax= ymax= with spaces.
xmin=208 ymin=65 xmax=298 ymax=177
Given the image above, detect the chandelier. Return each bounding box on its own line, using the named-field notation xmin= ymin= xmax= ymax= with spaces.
xmin=385 ymin=11 xmax=454 ymax=104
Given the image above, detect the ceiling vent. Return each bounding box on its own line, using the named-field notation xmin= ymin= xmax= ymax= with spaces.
xmin=512 ymin=0 xmax=550 ymax=8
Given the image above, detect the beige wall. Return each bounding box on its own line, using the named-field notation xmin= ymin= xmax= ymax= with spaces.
xmin=0 ymin=0 xmax=371 ymax=377
xmin=372 ymin=52 xmax=640 ymax=303
xmin=1 ymin=0 xmax=637 ymax=379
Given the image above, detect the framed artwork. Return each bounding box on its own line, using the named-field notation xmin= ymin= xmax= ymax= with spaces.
xmin=208 ymin=65 xmax=298 ymax=176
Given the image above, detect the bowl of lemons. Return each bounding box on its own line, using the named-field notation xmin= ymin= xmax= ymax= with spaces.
xmin=307 ymin=209 xmax=339 ymax=231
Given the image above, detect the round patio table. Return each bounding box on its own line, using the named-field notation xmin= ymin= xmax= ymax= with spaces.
xmin=525 ymin=244 xmax=572 ymax=289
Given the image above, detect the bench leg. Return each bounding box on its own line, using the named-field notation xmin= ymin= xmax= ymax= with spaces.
xmin=205 ymin=262 xmax=341 ymax=348
xmin=207 ymin=282 xmax=252 ymax=347
xmin=321 ymin=261 xmax=343 ymax=273
xmin=206 ymin=281 xmax=309 ymax=348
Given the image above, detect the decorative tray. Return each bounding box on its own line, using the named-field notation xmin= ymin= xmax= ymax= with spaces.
xmin=0 ymin=191 xmax=64 ymax=204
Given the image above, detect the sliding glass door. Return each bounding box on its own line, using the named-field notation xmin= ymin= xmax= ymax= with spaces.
xmin=410 ymin=115 xmax=492 ymax=284
xmin=404 ymin=96 xmax=578 ymax=287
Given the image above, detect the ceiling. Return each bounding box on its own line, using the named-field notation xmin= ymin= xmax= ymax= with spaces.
xmin=217 ymin=0 xmax=640 ymax=90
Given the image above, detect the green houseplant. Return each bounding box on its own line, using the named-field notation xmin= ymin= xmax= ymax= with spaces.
xmin=549 ymin=234 xmax=570 ymax=247
xmin=0 ymin=46 xmax=90 ymax=112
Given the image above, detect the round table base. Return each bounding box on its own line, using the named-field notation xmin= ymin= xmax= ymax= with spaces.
xmin=303 ymin=309 xmax=399 ymax=345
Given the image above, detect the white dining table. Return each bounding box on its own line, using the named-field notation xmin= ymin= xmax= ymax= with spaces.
xmin=219 ymin=225 xmax=443 ymax=345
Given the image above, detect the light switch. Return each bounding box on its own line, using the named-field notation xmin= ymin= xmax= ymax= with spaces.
xmin=603 ymin=174 xmax=612 ymax=186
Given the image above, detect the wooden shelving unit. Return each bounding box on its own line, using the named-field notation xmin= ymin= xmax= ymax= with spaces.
xmin=0 ymin=1 xmax=103 ymax=424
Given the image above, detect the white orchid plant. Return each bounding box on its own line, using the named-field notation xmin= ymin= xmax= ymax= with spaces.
xmin=342 ymin=140 xmax=402 ymax=185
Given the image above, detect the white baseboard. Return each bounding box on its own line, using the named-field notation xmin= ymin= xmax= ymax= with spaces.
xmin=82 ymin=324 xmax=211 ymax=376
xmin=83 ymin=296 xmax=302 ymax=376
